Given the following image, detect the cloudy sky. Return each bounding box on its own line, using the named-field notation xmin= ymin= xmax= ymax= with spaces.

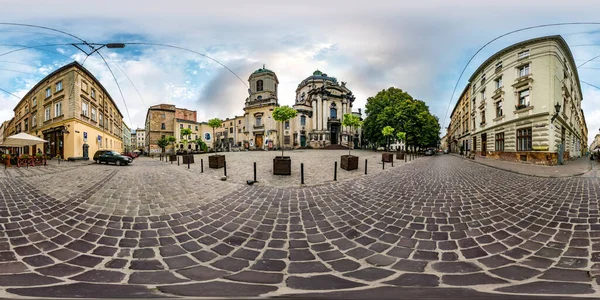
xmin=1 ymin=0 xmax=600 ymax=145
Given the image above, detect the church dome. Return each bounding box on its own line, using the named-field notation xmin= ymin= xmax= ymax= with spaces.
xmin=313 ymin=69 xmax=323 ymax=76
xmin=252 ymin=66 xmax=275 ymax=75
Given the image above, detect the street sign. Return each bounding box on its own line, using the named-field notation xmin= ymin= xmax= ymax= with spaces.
xmin=98 ymin=135 xmax=101 ymax=141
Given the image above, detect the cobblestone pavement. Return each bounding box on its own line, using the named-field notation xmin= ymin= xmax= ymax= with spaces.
xmin=1 ymin=153 xmax=600 ymax=299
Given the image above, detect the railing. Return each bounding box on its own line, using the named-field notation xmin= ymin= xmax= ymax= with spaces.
xmin=253 ymin=124 xmax=264 ymax=129
xmin=515 ymin=104 xmax=529 ymax=110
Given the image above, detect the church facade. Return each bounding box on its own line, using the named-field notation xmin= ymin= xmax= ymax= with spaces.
xmin=231 ymin=67 xmax=361 ymax=150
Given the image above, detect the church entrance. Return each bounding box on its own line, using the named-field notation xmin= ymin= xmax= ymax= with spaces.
xmin=330 ymin=124 xmax=339 ymax=145
xmin=300 ymin=135 xmax=306 ymax=147
xmin=255 ymin=134 xmax=263 ymax=150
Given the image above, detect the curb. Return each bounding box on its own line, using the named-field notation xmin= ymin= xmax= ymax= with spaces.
xmin=449 ymin=153 xmax=592 ymax=178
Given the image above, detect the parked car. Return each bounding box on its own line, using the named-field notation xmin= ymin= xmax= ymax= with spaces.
xmin=121 ymin=152 xmax=137 ymax=159
xmin=424 ymin=149 xmax=435 ymax=156
xmin=94 ymin=150 xmax=133 ymax=166
xmin=443 ymin=149 xmax=449 ymax=154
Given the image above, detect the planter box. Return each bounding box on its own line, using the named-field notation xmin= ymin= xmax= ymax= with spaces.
xmin=382 ymin=152 xmax=394 ymax=162
xmin=169 ymin=155 xmax=177 ymax=162
xmin=209 ymin=155 xmax=225 ymax=169
xmin=183 ymin=155 xmax=195 ymax=164
xmin=396 ymin=152 xmax=405 ymax=160
xmin=273 ymin=156 xmax=291 ymax=175
xmin=341 ymin=155 xmax=358 ymax=170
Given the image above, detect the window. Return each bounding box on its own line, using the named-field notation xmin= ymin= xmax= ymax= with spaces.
xmin=188 ymin=125 xmax=191 ymax=129
xmin=81 ymin=81 xmax=88 ymax=91
xmin=330 ymin=103 xmax=337 ymax=119
xmin=495 ymin=61 xmax=502 ymax=71
xmin=45 ymin=87 xmax=51 ymax=98
xmin=495 ymin=133 xmax=505 ymax=151
xmin=257 ymin=80 xmax=264 ymax=92
xmin=495 ymin=76 xmax=502 ymax=89
xmin=256 ymin=117 xmax=262 ymax=126
xmin=481 ymin=110 xmax=486 ymax=124
xmin=91 ymin=107 xmax=97 ymax=121
xmin=195 ymin=125 xmax=198 ymax=130
xmin=480 ymin=88 xmax=485 ymax=100
xmin=32 ymin=97 xmax=37 ymax=107
xmin=518 ymin=89 xmax=530 ymax=107
xmin=518 ymin=64 xmax=530 ymax=77
xmin=229 ymin=127 xmax=233 ymax=134
xmin=161 ymin=123 xmax=166 ymax=130
xmin=180 ymin=124 xmax=183 ymax=129
xmin=481 ymin=74 xmax=486 ymax=83
xmin=44 ymin=106 xmax=51 ymax=121
xmin=54 ymin=102 xmax=62 ymax=117
xmin=238 ymin=128 xmax=242 ymax=133
xmin=24 ymin=118 xmax=28 ymax=131
xmin=99 ymin=113 xmax=104 ymax=127
xmin=55 ymin=81 xmax=62 ymax=92
xmin=496 ymin=101 xmax=503 ymax=118
xmin=238 ymin=120 xmax=241 ymax=124
xmin=300 ymin=115 xmax=306 ymax=126
xmin=517 ymin=127 xmax=532 ymax=151
xmin=99 ymin=137 xmax=102 ymax=148
xmin=82 ymin=101 xmax=89 ymax=117
xmin=32 ymin=115 xmax=36 ymax=127
xmin=284 ymin=120 xmax=290 ymax=129
xmin=91 ymin=89 xmax=96 ymax=99
xmin=518 ymin=50 xmax=530 ymax=59
xmin=161 ymin=113 xmax=165 ymax=119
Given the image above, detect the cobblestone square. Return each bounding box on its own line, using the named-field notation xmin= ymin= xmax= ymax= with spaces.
xmin=1 ymin=153 xmax=600 ymax=299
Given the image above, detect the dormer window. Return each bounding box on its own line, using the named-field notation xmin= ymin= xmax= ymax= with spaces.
xmin=256 ymin=80 xmax=263 ymax=92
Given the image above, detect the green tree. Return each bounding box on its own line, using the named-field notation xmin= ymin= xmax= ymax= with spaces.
xmin=363 ymin=87 xmax=440 ymax=151
xmin=272 ymin=106 xmax=298 ymax=157
xmin=382 ymin=126 xmax=394 ymax=152
xmin=167 ymin=136 xmax=176 ymax=153
xmin=181 ymin=128 xmax=192 ymax=152
xmin=396 ymin=131 xmax=406 ymax=152
xmin=342 ymin=113 xmax=362 ymax=156
xmin=208 ymin=118 xmax=222 ymax=155
xmin=156 ymin=137 xmax=169 ymax=154
xmin=194 ymin=139 xmax=208 ymax=152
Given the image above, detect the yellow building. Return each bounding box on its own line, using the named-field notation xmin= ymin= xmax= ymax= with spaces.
xmin=11 ymin=62 xmax=123 ymax=160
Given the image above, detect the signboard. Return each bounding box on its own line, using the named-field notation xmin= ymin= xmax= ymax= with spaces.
xmin=204 ymin=133 xmax=211 ymax=141
xmin=98 ymin=135 xmax=101 ymax=141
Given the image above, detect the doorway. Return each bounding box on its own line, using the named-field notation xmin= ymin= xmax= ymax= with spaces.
xmin=481 ymin=133 xmax=487 ymax=156
xmin=300 ymin=135 xmax=306 ymax=147
xmin=330 ymin=124 xmax=339 ymax=145
xmin=255 ymin=134 xmax=263 ymax=150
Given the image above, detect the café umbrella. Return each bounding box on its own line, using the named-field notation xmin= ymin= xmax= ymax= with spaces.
xmin=0 ymin=132 xmax=48 ymax=147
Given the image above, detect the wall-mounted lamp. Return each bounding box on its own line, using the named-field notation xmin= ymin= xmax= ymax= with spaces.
xmin=551 ymin=102 xmax=561 ymax=123
xmin=61 ymin=124 xmax=70 ymax=134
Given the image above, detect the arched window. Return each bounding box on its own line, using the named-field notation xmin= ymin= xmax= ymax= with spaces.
xmin=257 ymin=80 xmax=264 ymax=92
xmin=330 ymin=103 xmax=337 ymax=119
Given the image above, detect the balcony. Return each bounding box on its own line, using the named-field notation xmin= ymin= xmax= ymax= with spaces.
xmin=328 ymin=117 xmax=340 ymax=123
xmin=253 ymin=124 xmax=264 ymax=129
xmin=515 ymin=104 xmax=529 ymax=110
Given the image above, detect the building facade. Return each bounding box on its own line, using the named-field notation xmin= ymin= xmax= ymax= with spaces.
xmin=134 ymin=128 xmax=145 ymax=150
xmin=464 ymin=35 xmax=586 ymax=165
xmin=8 ymin=62 xmax=123 ymax=159
xmin=122 ymin=122 xmax=131 ymax=152
xmin=144 ymin=104 xmax=198 ymax=154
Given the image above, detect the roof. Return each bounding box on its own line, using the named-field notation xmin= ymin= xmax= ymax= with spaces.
xmin=298 ymin=70 xmax=338 ymax=87
xmin=467 ymin=35 xmax=582 ymax=98
xmin=252 ymin=66 xmax=275 ymax=75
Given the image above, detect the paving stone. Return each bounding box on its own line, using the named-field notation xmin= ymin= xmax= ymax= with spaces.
xmin=431 ymin=262 xmax=482 ymax=273
xmin=177 ymin=265 xmax=229 ymax=281
xmin=344 ymin=267 xmax=395 ymax=281
xmin=328 ymin=259 xmax=361 ymax=272
xmin=164 ymin=255 xmax=197 ymax=269
xmin=70 ymin=270 xmax=126 ymax=283
xmin=22 ymin=255 xmax=54 ymax=267
xmin=0 ymin=273 xmax=63 ymax=286
xmin=130 ymin=260 xmax=164 ymax=270
xmin=289 ymin=262 xmax=331 ymax=273
xmin=287 ymin=274 xmax=366 ymax=290
xmin=129 ymin=271 xmax=189 ymax=284
xmin=158 ymin=281 xmax=277 ymax=297
xmin=442 ymin=273 xmax=508 ymax=286
xmin=385 ymin=273 xmax=439 ymax=287
xmin=391 ymin=259 xmax=428 ymax=272
xmin=539 ymin=268 xmax=591 ymax=282
xmin=251 ymin=259 xmax=286 ymax=272
xmin=211 ymin=257 xmax=249 ymax=272
xmin=7 ymin=283 xmax=162 ymax=298
xmin=226 ymin=270 xmax=284 ymax=284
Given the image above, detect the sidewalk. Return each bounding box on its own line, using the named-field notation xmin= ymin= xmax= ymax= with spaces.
xmin=451 ymin=153 xmax=595 ymax=178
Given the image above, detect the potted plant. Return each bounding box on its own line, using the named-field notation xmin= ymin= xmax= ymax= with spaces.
xmin=396 ymin=131 xmax=406 ymax=160
xmin=208 ymin=118 xmax=225 ymax=168
xmin=381 ymin=126 xmax=394 ymax=162
xmin=180 ymin=128 xmax=194 ymax=164
xmin=272 ymin=106 xmax=297 ymax=175
xmin=341 ymin=113 xmax=362 ymax=170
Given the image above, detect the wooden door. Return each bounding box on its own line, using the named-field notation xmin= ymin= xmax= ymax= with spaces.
xmin=255 ymin=135 xmax=263 ymax=149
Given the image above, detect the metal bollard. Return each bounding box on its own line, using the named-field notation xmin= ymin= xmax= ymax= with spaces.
xmin=201 ymin=158 xmax=204 ymax=173
xmin=253 ymin=162 xmax=257 ymax=182
xmin=334 ymin=161 xmax=337 ymax=181
xmin=382 ymin=159 xmax=385 ymax=170
xmin=177 ymin=156 xmax=180 ymax=166
xmin=188 ymin=155 xmax=190 ymax=169
xmin=224 ymin=160 xmax=227 ymax=177
xmin=405 ymin=154 xmax=407 ymax=163
xmin=301 ymin=163 xmax=304 ymax=184
xmin=365 ymin=159 xmax=367 ymax=175
xmin=391 ymin=158 xmax=393 ymax=167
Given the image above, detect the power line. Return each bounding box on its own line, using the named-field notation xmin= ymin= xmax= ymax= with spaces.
xmin=95 ymin=51 xmax=133 ymax=128
xmin=442 ymin=22 xmax=600 ymax=131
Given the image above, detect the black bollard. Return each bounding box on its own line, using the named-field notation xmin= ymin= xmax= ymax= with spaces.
xmin=391 ymin=158 xmax=393 ymax=167
xmin=188 ymin=155 xmax=190 ymax=169
xmin=177 ymin=156 xmax=180 ymax=166
xmin=365 ymin=159 xmax=368 ymax=175
xmin=301 ymin=163 xmax=304 ymax=184
xmin=334 ymin=161 xmax=337 ymax=181
xmin=201 ymin=158 xmax=204 ymax=173
xmin=405 ymin=154 xmax=407 ymax=163
xmin=253 ymin=162 xmax=257 ymax=182
xmin=224 ymin=160 xmax=227 ymax=177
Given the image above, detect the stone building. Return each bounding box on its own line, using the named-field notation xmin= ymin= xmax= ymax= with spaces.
xmin=7 ymin=61 xmax=123 ymax=160
xmin=466 ymin=35 xmax=587 ymax=165
xmin=144 ymin=104 xmax=197 ymax=154
xmin=447 ymin=85 xmax=472 ymax=154
xmin=134 ymin=128 xmax=145 ymax=150
xmin=122 ymin=122 xmax=131 ymax=152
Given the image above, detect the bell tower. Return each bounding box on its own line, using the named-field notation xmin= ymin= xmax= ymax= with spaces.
xmin=246 ymin=65 xmax=279 ymax=107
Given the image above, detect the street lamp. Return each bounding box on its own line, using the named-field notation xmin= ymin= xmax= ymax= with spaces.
xmin=550 ymin=102 xmax=561 ymax=123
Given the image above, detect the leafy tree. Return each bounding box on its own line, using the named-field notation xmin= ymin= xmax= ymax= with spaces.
xmin=272 ymin=106 xmax=297 ymax=157
xmin=208 ymin=118 xmax=222 ymax=155
xmin=396 ymin=131 xmax=406 ymax=152
xmin=167 ymin=136 xmax=176 ymax=153
xmin=181 ymin=128 xmax=192 ymax=152
xmin=342 ymin=113 xmax=362 ymax=156
xmin=382 ymin=126 xmax=394 ymax=152
xmin=363 ymin=87 xmax=440 ymax=151
xmin=156 ymin=137 xmax=169 ymax=154
xmin=194 ymin=139 xmax=208 ymax=152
